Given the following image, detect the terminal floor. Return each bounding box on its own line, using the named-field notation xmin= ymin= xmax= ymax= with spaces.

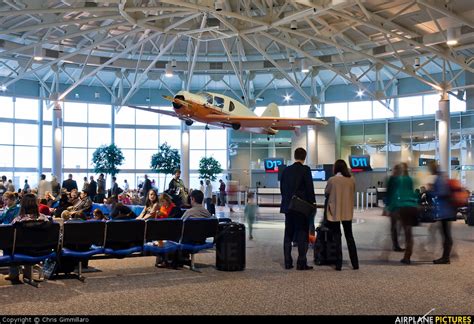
xmin=1 ymin=207 xmax=473 ymax=315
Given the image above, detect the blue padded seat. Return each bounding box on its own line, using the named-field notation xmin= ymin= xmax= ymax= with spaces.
xmin=12 ymin=221 xmax=60 ymax=264
xmin=0 ymin=224 xmax=14 ymax=265
xmin=143 ymin=219 xmax=183 ymax=255
xmin=12 ymin=252 xmax=57 ymax=264
xmin=104 ymin=219 xmax=145 ymax=257
xmin=179 ymin=218 xmax=218 ymax=270
xmin=61 ymin=220 xmax=106 ymax=259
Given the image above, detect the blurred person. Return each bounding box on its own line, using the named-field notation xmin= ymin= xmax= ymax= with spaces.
xmin=110 ymin=176 xmax=120 ymax=197
xmin=385 ymin=164 xmax=404 ymax=252
xmin=37 ymin=174 xmax=51 ymax=199
xmin=280 ymin=148 xmax=315 ymax=271
xmin=428 ymin=161 xmax=455 ymax=264
xmin=92 ymin=208 xmax=107 ymax=221
xmin=123 ymin=179 xmax=129 ymax=193
xmin=23 ymin=179 xmax=30 ymax=193
xmin=204 ymin=179 xmax=214 ymax=215
xmin=50 ymin=175 xmax=61 ymax=197
xmin=244 ymin=192 xmax=258 ymax=240
xmin=7 ymin=179 xmax=14 ymax=192
xmin=387 ymin=163 xmax=419 ymax=265
xmin=325 ymin=159 xmax=358 ymax=271
xmin=96 ymin=174 xmax=106 ymax=203
xmin=88 ymin=175 xmax=97 ymax=202
xmin=143 ymin=175 xmax=152 ymax=200
xmin=68 ymin=188 xmax=80 ymax=205
xmin=82 ymin=176 xmax=89 ymax=192
xmin=38 ymin=198 xmax=51 ymax=216
xmin=61 ymin=190 xmax=92 ymax=220
xmin=52 ymin=193 xmax=72 ymax=219
xmin=168 ymin=170 xmax=187 ymax=208
xmin=218 ymin=179 xmax=226 ymax=207
xmin=107 ymin=195 xmax=134 ymax=220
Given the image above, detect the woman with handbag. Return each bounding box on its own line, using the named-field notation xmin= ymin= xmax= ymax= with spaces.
xmin=325 ymin=159 xmax=358 ymax=271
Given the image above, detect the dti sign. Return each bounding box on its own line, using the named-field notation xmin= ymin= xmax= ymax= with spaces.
xmin=264 ymin=158 xmax=283 ymax=173
xmin=349 ymin=155 xmax=372 ymax=171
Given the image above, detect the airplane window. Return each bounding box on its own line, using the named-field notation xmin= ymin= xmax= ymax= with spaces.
xmin=214 ymin=96 xmax=225 ymax=109
xmin=198 ymin=93 xmax=213 ymax=105
xmin=229 ymin=101 xmax=235 ymax=112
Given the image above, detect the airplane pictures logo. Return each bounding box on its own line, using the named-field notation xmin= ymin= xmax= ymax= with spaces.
xmin=395 ymin=309 xmax=472 ymax=324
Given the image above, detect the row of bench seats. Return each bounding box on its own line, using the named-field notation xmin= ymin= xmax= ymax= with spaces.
xmin=0 ymin=218 xmax=225 ymax=285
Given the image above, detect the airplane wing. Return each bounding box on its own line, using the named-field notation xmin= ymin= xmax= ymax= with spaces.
xmin=203 ymin=115 xmax=328 ymax=127
xmin=127 ymin=105 xmax=178 ymax=118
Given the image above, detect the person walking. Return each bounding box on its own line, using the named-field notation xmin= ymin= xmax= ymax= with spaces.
xmin=385 ymin=164 xmax=404 ymax=252
xmin=244 ymin=192 xmax=258 ymax=240
xmin=280 ymin=147 xmax=315 ymax=270
xmin=325 ymin=159 xmax=359 ymax=271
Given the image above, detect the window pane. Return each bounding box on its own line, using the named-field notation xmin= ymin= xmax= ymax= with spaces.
xmin=15 ymin=146 xmax=37 ymax=168
xmin=42 ymin=147 xmax=52 ymax=169
xmin=88 ymin=104 xmax=112 ymax=124
xmin=373 ymin=100 xmax=394 ymax=119
xmin=15 ymin=98 xmax=38 ymax=120
xmin=115 ymin=128 xmax=135 ymax=149
xmin=63 ymin=126 xmax=88 ymax=147
xmin=88 ymin=127 xmax=111 ymax=148
xmin=15 ymin=172 xmax=38 ymax=191
xmin=136 ymin=108 xmax=158 ymax=126
xmin=348 ymin=101 xmax=372 ymax=121
xmin=450 ymin=94 xmax=465 ymax=112
xmin=136 ymin=129 xmax=158 ymax=149
xmin=64 ymin=102 xmax=88 ymax=123
xmin=63 ymin=148 xmax=88 ymax=168
xmin=190 ymin=129 xmax=206 ymax=149
xmin=159 ymin=107 xmax=181 ymax=126
xmin=15 ymin=124 xmax=38 ymax=146
xmin=43 ymin=125 xmax=52 ymax=147
xmin=0 ymin=96 xmax=14 ymax=118
xmin=299 ymin=105 xmax=310 ymax=118
xmin=190 ymin=150 xmax=206 ymax=169
xmin=399 ymin=96 xmax=423 ymax=117
xmin=0 ymin=145 xmax=13 ymax=167
xmin=0 ymin=123 xmax=13 ymax=144
xmin=115 ymin=173 xmax=135 ymax=191
xmin=206 ymin=129 xmax=227 ymax=149
xmin=136 ymin=150 xmax=154 ymax=169
xmin=115 ymin=106 xmax=135 ymax=125
xmin=207 ymin=150 xmax=227 ymax=170
xmin=42 ymin=101 xmax=52 ymax=122
xmin=324 ymin=102 xmax=347 ymax=121
xmin=160 ymin=130 xmax=181 ymax=149
xmin=279 ymin=105 xmax=299 ymax=118
xmin=423 ymin=94 xmax=439 ymax=115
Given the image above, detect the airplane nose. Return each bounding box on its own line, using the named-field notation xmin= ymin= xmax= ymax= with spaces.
xmin=173 ymin=95 xmax=184 ymax=109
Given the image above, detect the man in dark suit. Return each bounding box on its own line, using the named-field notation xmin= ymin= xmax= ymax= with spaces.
xmin=62 ymin=174 xmax=78 ymax=193
xmin=88 ymin=175 xmax=97 ymax=202
xmin=280 ymin=148 xmax=315 ymax=270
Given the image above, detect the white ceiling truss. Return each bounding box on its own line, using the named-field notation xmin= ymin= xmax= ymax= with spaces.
xmin=0 ymin=0 xmax=473 ymax=109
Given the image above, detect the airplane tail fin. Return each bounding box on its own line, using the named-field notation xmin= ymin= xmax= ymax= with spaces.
xmin=261 ymin=103 xmax=280 ymax=117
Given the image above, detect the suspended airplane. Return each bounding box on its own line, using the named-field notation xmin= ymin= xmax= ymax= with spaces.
xmin=128 ymin=91 xmax=327 ymax=135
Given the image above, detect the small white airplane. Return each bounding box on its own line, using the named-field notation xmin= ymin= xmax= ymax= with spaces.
xmin=128 ymin=91 xmax=327 ymax=135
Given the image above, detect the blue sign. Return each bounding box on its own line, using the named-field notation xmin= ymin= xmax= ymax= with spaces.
xmin=349 ymin=155 xmax=372 ymax=171
xmin=264 ymin=158 xmax=284 ymax=173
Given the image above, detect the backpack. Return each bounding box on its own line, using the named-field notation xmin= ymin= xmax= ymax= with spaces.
xmin=447 ymin=179 xmax=469 ymax=208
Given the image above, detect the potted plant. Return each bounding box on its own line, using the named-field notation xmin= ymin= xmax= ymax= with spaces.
xmin=150 ymin=142 xmax=181 ymax=191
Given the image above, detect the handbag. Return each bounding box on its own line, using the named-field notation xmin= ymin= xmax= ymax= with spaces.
xmin=287 ymin=173 xmax=316 ymax=218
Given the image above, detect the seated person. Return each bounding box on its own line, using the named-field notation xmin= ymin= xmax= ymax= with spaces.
xmin=136 ymin=189 xmax=159 ymax=220
xmin=61 ymin=190 xmax=92 ymax=220
xmin=52 ymin=193 xmax=72 ymax=218
xmin=38 ymin=198 xmax=51 ymax=216
xmin=107 ymin=195 xmax=134 ymax=220
xmin=119 ymin=193 xmax=132 ymax=205
xmin=0 ymin=191 xmax=20 ymax=224
xmin=44 ymin=191 xmax=56 ymax=208
xmin=68 ymin=188 xmax=80 ymax=206
xmin=181 ymin=190 xmax=214 ymax=221
xmin=91 ymin=208 xmax=108 ymax=221
xmin=156 ymin=193 xmax=181 ymax=219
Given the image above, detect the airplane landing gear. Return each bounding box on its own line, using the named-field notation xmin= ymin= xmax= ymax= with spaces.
xmin=185 ymin=120 xmax=194 ymax=126
xmin=205 ymin=124 xmax=210 ymax=130
xmin=267 ymin=136 xmax=270 ymax=141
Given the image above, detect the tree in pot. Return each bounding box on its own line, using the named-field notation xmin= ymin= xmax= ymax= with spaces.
xmin=91 ymin=144 xmax=125 ymax=177
xmin=150 ymin=142 xmax=181 ymax=191
xmin=198 ymin=156 xmax=223 ymax=182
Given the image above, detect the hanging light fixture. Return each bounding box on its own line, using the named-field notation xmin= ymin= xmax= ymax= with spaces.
xmin=171 ymin=59 xmax=177 ymax=68
xmin=447 ymin=27 xmax=460 ymax=46
xmin=165 ymin=63 xmax=173 ymax=77
xmin=214 ymin=0 xmax=223 ymax=11
xmin=33 ymin=46 xmax=43 ymax=61
xmin=290 ymin=20 xmax=297 ymax=30
xmin=301 ymin=59 xmax=310 ymax=73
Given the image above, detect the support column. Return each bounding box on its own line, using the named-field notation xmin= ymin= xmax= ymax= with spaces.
xmin=268 ymin=141 xmax=276 ymax=158
xmin=111 ymin=105 xmax=116 ymax=145
xmin=306 ymin=105 xmax=318 ymax=167
xmin=38 ymin=96 xmax=44 ymax=179
xmin=437 ymin=93 xmax=450 ymax=175
xmin=180 ymin=121 xmax=190 ymax=189
xmin=466 ymin=71 xmax=474 ymax=111
xmin=52 ymin=102 xmax=63 ymax=183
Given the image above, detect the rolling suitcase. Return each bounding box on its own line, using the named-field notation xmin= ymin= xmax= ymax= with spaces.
xmin=467 ymin=201 xmax=474 ymax=226
xmin=313 ymin=223 xmax=339 ymax=265
xmin=216 ymin=222 xmax=246 ymax=271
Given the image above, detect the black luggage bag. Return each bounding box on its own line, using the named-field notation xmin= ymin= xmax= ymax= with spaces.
xmin=467 ymin=201 xmax=474 ymax=226
xmin=314 ymin=223 xmax=339 ymax=265
xmin=216 ymin=222 xmax=245 ymax=271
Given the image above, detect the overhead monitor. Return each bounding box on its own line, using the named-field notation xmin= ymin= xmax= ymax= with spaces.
xmin=264 ymin=157 xmax=284 ymax=173
xmin=349 ymin=155 xmax=372 ymax=172
xmin=311 ymin=169 xmax=326 ymax=181
xmin=419 ymin=158 xmax=435 ymax=166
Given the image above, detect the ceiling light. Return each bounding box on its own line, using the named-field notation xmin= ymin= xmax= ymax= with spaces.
xmin=94 ymin=92 xmax=100 ymax=99
xmin=357 ymin=89 xmax=364 ymax=97
xmin=414 ymin=57 xmax=420 ymax=68
xmin=146 ymin=97 xmax=150 ymax=102
xmin=284 ymin=94 xmax=292 ymax=102
xmin=0 ymin=84 xmax=6 ymax=92
xmin=74 ymin=93 xmax=79 ymax=99
xmin=165 ymin=63 xmax=173 ymax=77
xmin=33 ymin=46 xmax=43 ymax=61
xmin=214 ymin=0 xmax=223 ymax=11
xmin=289 ymin=55 xmax=295 ymax=64
xmin=301 ymin=59 xmax=310 ymax=73
xmin=171 ymin=59 xmax=177 ymax=68
xmin=424 ymin=136 xmax=428 ymax=139
xmin=447 ymin=27 xmax=460 ymax=46
xmin=290 ymin=20 xmax=297 ymax=30
xmin=418 ymin=122 xmax=424 ymax=126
